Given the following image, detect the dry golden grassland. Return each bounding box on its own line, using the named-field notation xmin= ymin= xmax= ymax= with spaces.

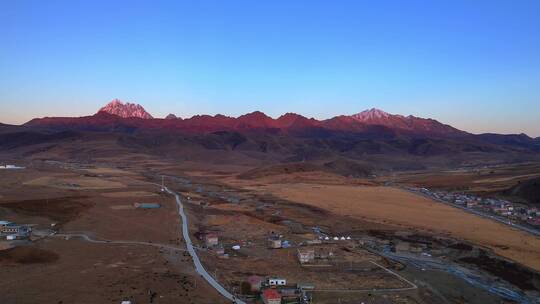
xmin=259 ymin=183 xmax=540 ymax=271
xmin=23 ymin=175 xmax=126 ymax=190
xmin=101 ymin=191 xmax=158 ymax=198
xmin=393 ymin=163 xmax=540 ymax=192
xmin=83 ymin=167 xmax=136 ymax=175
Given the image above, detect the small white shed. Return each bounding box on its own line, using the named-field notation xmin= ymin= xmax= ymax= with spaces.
xmin=268 ymin=278 xmax=286 ymax=286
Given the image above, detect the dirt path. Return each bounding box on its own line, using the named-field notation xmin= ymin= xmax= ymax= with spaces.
xmin=52 ymin=233 xmax=187 ymax=252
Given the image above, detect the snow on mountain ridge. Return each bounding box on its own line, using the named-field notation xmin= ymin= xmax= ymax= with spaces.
xmin=351 ymin=108 xmax=396 ymax=121
xmin=98 ymin=99 xmax=153 ymax=119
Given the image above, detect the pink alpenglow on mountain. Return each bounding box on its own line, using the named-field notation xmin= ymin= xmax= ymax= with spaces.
xmin=350 ymin=108 xmax=464 ymax=136
xmin=351 ymin=108 xmax=392 ymax=121
xmin=98 ymin=99 xmax=153 ymax=119
xmin=26 ymin=100 xmax=468 ymax=138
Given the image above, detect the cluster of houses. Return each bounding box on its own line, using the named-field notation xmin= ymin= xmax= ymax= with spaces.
xmin=266 ymin=231 xmax=343 ymax=266
xmin=417 ymin=188 xmax=540 ymax=227
xmin=0 ymin=220 xmax=31 ymax=240
xmin=245 ymin=276 xmax=313 ymax=304
xmin=197 ymin=230 xmax=317 ymax=303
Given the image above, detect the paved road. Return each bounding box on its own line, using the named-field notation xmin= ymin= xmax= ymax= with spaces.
xmin=164 ymin=186 xmax=245 ymax=304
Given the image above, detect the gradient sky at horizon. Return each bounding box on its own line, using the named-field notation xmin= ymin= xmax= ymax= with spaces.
xmin=1 ymin=1 xmax=539 ymax=136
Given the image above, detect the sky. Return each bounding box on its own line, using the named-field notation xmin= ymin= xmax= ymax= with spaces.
xmin=1 ymin=1 xmax=539 ymax=136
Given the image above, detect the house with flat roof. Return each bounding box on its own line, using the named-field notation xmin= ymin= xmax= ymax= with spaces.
xmin=261 ymin=288 xmax=281 ymax=304
xmin=204 ymin=232 xmax=219 ymax=247
xmin=267 ymin=237 xmax=282 ymax=249
xmin=297 ymin=248 xmax=315 ymax=264
xmin=2 ymin=223 xmax=23 ymax=234
xmin=1 ymin=222 xmax=31 ymax=239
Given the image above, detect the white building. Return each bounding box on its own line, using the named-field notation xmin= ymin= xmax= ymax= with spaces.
xmin=267 ymin=278 xmax=286 ymax=286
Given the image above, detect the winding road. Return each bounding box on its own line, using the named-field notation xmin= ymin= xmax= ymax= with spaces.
xmin=164 ymin=186 xmax=245 ymax=304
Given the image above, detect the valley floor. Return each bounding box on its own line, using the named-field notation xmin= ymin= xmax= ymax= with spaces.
xmin=232 ymin=182 xmax=540 ymax=271
xmin=0 ymin=157 xmax=539 ymax=303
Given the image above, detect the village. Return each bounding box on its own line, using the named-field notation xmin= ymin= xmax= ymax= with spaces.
xmin=135 ymin=171 xmax=539 ymax=304
xmin=194 ymin=228 xmax=341 ymax=304
xmin=0 ymin=220 xmax=32 ymax=242
xmin=192 ymin=214 xmax=538 ymax=304
xmin=412 ymin=187 xmax=540 ymax=231
xmin=195 ymin=220 xmax=424 ymax=303
xmin=193 ymin=216 xmax=458 ymax=303
xmin=1 ymin=161 xmax=538 ymax=303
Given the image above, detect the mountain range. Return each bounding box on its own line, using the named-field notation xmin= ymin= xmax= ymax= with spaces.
xmin=27 ymin=99 xmax=468 ymax=138
xmin=1 ymin=99 xmax=539 ymax=173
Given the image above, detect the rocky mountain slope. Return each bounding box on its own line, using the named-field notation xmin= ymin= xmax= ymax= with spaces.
xmin=98 ymin=99 xmax=153 ymax=119
xmin=351 ymin=108 xmax=466 ymax=137
xmin=26 ymin=101 xmax=469 ymax=138
xmin=14 ymin=100 xmax=540 ymax=164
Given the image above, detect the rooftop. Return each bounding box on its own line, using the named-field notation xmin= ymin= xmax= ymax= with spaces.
xmin=205 ymin=232 xmax=218 ymax=238
xmin=262 ymin=288 xmax=281 ymax=300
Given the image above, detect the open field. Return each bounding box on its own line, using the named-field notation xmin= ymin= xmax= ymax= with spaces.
xmin=101 ymin=191 xmax=158 ymax=198
xmin=0 ymin=164 xmax=227 ymax=304
xmin=0 ymin=246 xmax=59 ymax=265
xmin=83 ymin=167 xmax=137 ymax=175
xmin=241 ymin=171 xmax=374 ymax=186
xmin=23 ymin=175 xmax=126 ymax=190
xmin=0 ymin=238 xmax=225 ymax=304
xmin=178 ymin=170 xmax=526 ymax=303
xmin=245 ymin=182 xmax=540 ymax=271
xmin=1 ymin=155 xmax=539 ymax=303
xmin=1 ymin=196 xmax=92 ymax=224
xmin=393 ymin=162 xmax=540 ymax=194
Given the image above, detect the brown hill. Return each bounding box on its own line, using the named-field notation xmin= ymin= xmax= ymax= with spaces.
xmin=26 ymin=100 xmax=472 ymax=138
xmin=8 ymin=100 xmax=540 ymax=172
xmin=502 ymin=177 xmax=540 ymax=206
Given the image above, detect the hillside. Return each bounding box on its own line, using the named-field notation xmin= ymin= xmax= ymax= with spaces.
xmin=7 ymin=100 xmax=539 ymax=172
xmin=502 ymin=177 xmax=540 ymax=206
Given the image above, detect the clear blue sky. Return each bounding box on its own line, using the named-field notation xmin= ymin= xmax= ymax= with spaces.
xmin=1 ymin=0 xmax=539 ymax=136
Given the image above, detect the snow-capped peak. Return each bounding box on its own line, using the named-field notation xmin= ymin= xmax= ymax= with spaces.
xmin=351 ymin=108 xmax=391 ymax=121
xmin=98 ymin=99 xmax=153 ymax=119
